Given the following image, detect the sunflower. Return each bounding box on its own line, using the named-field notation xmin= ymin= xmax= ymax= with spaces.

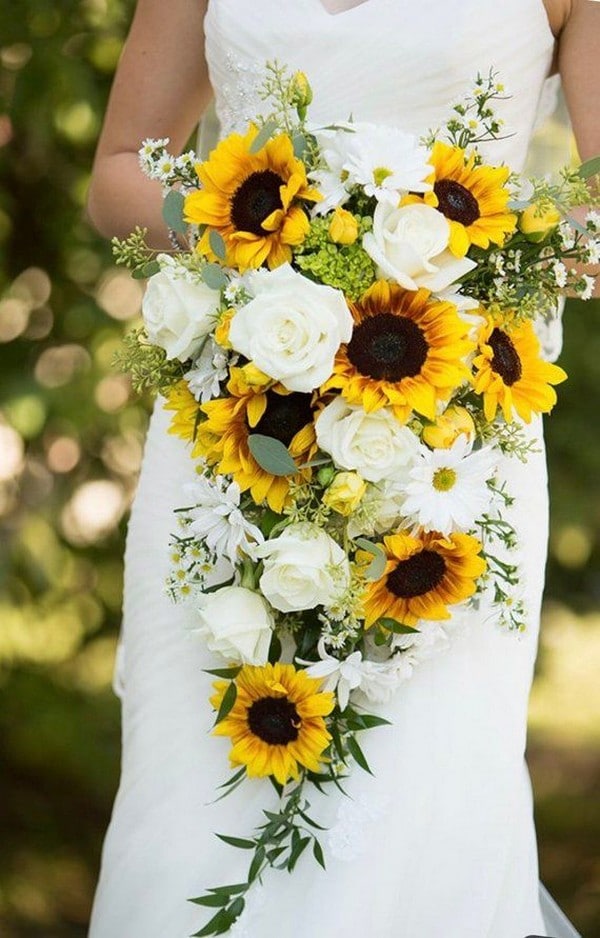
xmin=166 ymin=368 xmax=317 ymax=513
xmin=424 ymin=141 xmax=517 ymax=257
xmin=211 ymin=663 xmax=335 ymax=785
xmin=362 ymin=530 xmax=486 ymax=628
xmin=472 ymin=317 xmax=567 ymax=423
xmin=322 ymin=281 xmax=473 ymax=423
xmin=184 ymin=124 xmax=321 ymax=272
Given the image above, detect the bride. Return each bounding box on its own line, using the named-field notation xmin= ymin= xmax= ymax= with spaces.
xmin=86 ymin=1 xmax=598 ymax=935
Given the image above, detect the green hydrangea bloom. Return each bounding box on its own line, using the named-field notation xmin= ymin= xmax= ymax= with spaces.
xmin=295 ymin=215 xmax=376 ymax=301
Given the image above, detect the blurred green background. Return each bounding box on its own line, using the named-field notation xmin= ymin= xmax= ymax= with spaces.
xmin=0 ymin=1 xmax=598 ymax=935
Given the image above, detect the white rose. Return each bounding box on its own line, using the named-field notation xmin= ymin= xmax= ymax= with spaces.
xmin=362 ymin=202 xmax=476 ymax=293
xmin=256 ymin=522 xmax=350 ymax=612
xmin=315 ymin=397 xmax=419 ymax=483
xmin=228 ymin=264 xmax=353 ymax=392
xmin=142 ymin=257 xmax=221 ymax=361
xmin=194 ymin=586 xmax=274 ymax=665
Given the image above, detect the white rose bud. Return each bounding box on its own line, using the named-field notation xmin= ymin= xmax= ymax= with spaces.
xmin=228 ymin=264 xmax=353 ymax=393
xmin=362 ymin=202 xmax=476 ymax=293
xmin=142 ymin=256 xmax=221 ymax=362
xmin=256 ymin=522 xmax=350 ymax=612
xmin=194 ymin=586 xmax=274 ymax=665
xmin=315 ymin=396 xmax=419 ymax=483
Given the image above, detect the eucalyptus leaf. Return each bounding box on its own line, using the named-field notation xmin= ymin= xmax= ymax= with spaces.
xmin=249 ymin=118 xmax=279 ymax=154
xmin=162 ymin=189 xmax=187 ymax=235
xmin=354 ymin=538 xmax=387 ymax=581
xmin=209 ymin=229 xmax=227 ymax=261
xmin=132 ymin=260 xmax=161 ymax=280
xmin=292 ymin=133 xmax=308 ymax=159
xmin=248 ymin=434 xmax=298 ymax=477
xmin=578 ymin=156 xmax=600 ymax=180
xmin=201 ymin=263 xmax=228 ymax=290
xmin=214 ymin=680 xmax=237 ymax=725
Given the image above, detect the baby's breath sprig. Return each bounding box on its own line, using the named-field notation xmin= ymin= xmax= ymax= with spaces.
xmin=423 ymin=69 xmax=512 ymax=151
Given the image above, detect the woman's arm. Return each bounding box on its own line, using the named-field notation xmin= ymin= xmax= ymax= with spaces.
xmin=558 ymin=0 xmax=600 ymax=164
xmin=86 ymin=0 xmax=211 ymax=247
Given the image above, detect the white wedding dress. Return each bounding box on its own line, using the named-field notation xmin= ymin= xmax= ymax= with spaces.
xmin=89 ymin=1 xmax=582 ymax=935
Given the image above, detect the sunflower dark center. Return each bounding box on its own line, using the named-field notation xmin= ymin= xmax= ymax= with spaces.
xmin=434 ymin=179 xmax=481 ymax=226
xmin=488 ymin=327 xmax=522 ymax=386
xmin=247 ymin=696 xmax=301 ymax=745
xmin=252 ymin=390 xmax=313 ymax=447
xmin=386 ymin=549 xmax=447 ymax=599
xmin=230 ymin=170 xmax=284 ymax=236
xmin=347 ymin=313 xmax=429 ymax=382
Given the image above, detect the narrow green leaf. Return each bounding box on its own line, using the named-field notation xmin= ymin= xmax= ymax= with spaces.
xmin=329 ymin=724 xmax=346 ymax=762
xmin=248 ymin=847 xmax=266 ymax=883
xmin=378 ymin=617 xmax=419 ymax=635
xmin=249 ymin=119 xmax=279 ymax=154
xmin=266 ymin=845 xmax=287 ymax=863
xmin=206 ymin=884 xmax=247 ymax=896
xmin=202 ymin=263 xmax=228 ymax=290
xmin=298 ymin=809 xmax=328 ymax=831
xmin=288 ymin=835 xmax=310 ymax=871
xmin=346 ymin=734 xmax=373 ymax=775
xmin=216 ymin=766 xmax=247 ymax=790
xmin=229 ymin=897 xmax=245 ymax=921
xmin=346 ymin=713 xmax=392 ymax=729
xmin=162 ymin=189 xmax=187 ymax=234
xmin=578 ymin=156 xmax=600 ymax=180
xmin=248 ymin=434 xmax=298 ymax=477
xmin=189 ymin=894 xmax=228 ymax=908
xmin=203 ymin=666 xmax=242 ymax=680
xmin=209 ymin=229 xmax=227 ymax=261
xmin=312 ymin=838 xmax=326 ymax=870
xmin=192 ymin=907 xmax=232 ymax=937
xmin=216 ymin=834 xmax=256 ymax=850
xmin=214 ymin=681 xmax=237 ymax=725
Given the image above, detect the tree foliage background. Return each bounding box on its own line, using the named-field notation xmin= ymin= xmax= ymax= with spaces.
xmin=0 ymin=1 xmax=599 ymax=935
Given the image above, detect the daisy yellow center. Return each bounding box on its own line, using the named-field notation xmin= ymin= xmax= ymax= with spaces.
xmin=251 ymin=390 xmax=313 ymax=446
xmin=230 ymin=169 xmax=284 ymax=236
xmin=387 ymin=549 xmax=447 ymax=599
xmin=488 ymin=328 xmax=523 ymax=386
xmin=432 ymin=467 xmax=457 ymax=492
xmin=373 ymin=166 xmax=393 ymax=186
xmin=247 ymin=696 xmax=301 ymax=744
xmin=434 ymin=179 xmax=481 ymax=226
xmin=347 ymin=313 xmax=429 ymax=382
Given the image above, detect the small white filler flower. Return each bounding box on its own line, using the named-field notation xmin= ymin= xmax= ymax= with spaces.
xmin=184 ymin=476 xmax=264 ymax=563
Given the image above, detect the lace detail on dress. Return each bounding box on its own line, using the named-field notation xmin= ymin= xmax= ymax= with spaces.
xmin=327 ymin=792 xmax=391 ymax=861
xmin=215 ymin=53 xmax=268 ymax=136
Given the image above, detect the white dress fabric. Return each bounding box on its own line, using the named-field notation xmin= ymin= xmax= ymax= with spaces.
xmin=89 ymin=2 xmax=582 ymax=935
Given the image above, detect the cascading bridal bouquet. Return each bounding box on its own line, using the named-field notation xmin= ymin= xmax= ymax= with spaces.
xmin=114 ymin=63 xmax=599 ymax=935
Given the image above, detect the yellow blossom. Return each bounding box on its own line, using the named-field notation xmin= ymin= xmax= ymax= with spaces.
xmin=323 ymin=471 xmax=367 ymax=516
xmin=215 ymin=309 xmax=234 ymax=348
xmin=328 ymin=207 xmax=359 ymax=245
xmin=518 ymin=203 xmax=561 ymax=242
xmin=422 ymin=405 xmax=476 ymax=449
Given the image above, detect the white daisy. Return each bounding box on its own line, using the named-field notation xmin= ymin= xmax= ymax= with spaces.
xmin=585 ymin=239 xmax=600 ymax=266
xmin=553 ymin=261 xmax=568 ymax=288
xmin=310 ymin=122 xmax=431 ymax=212
xmin=402 ymin=436 xmax=497 ymax=535
xmin=183 ymin=475 xmax=264 ymax=563
xmin=580 ymin=274 xmax=595 ymax=301
xmin=585 ymin=210 xmax=600 ymax=233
